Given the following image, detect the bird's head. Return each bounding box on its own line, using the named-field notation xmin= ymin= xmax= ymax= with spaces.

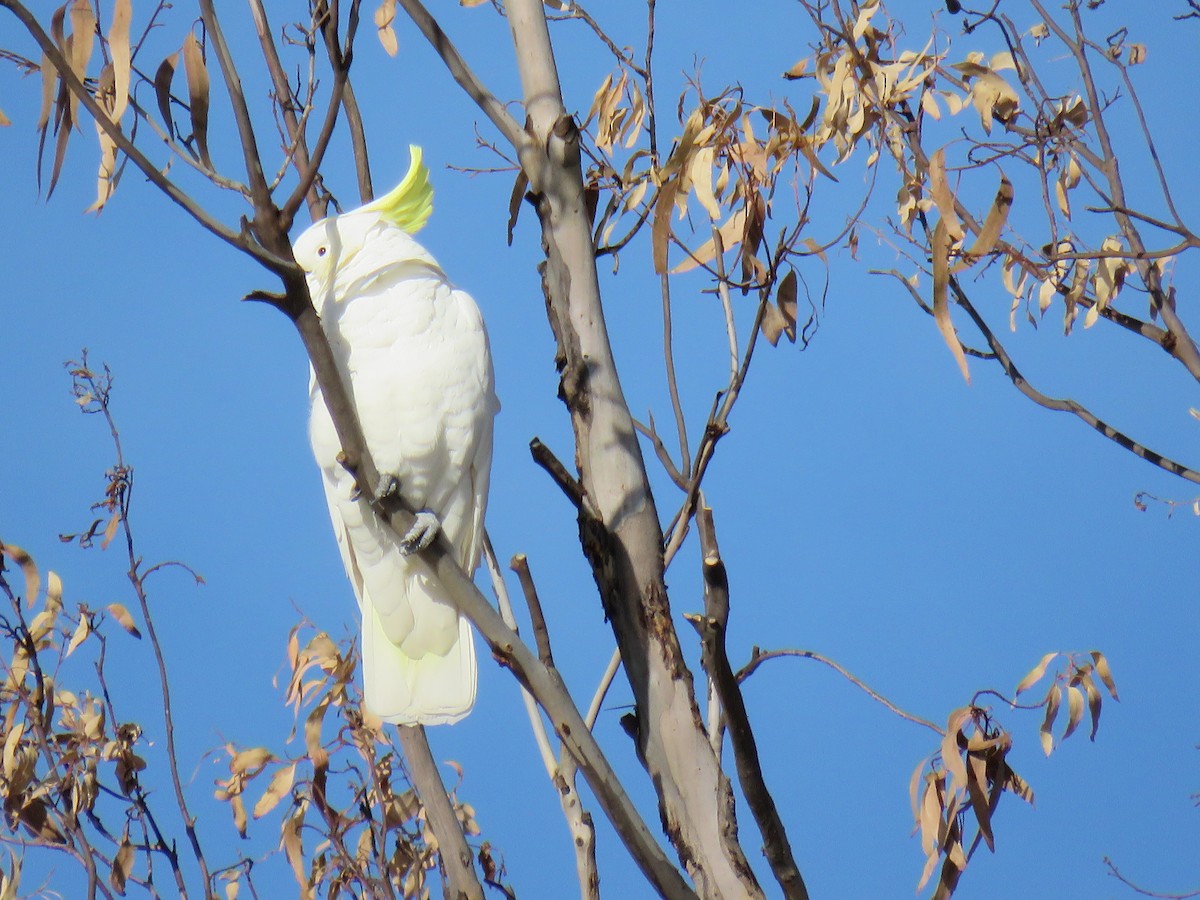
xmin=293 ymin=145 xmax=436 ymax=305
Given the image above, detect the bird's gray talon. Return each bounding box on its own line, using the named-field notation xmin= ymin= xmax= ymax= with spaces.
xmin=398 ymin=509 xmax=440 ymax=555
xmin=376 ymin=473 xmax=401 ymax=499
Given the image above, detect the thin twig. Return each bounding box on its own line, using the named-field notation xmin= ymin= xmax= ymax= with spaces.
xmin=737 ymin=648 xmax=943 ymax=735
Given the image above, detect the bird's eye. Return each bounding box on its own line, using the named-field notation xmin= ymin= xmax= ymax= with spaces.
xmin=317 ymin=246 xmax=328 ymax=257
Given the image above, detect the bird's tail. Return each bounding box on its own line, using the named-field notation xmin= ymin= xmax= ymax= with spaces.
xmin=360 ymin=570 xmax=477 ymax=726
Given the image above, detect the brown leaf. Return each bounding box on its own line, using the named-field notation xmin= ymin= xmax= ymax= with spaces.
xmin=652 ymin=177 xmax=679 ymax=274
xmin=1014 ymin=652 xmax=1057 ymax=696
xmin=1061 ymin=684 xmax=1084 ymax=742
xmin=1039 ymin=683 xmax=1060 ymax=756
xmin=965 ymin=752 xmax=994 ymax=851
xmin=0 ymin=543 xmax=39 ymax=608
xmin=282 ymin=809 xmax=310 ymax=897
xmin=932 ymin=219 xmax=971 ymax=383
xmin=231 ymin=793 xmax=248 ymax=838
xmin=1001 ymin=763 xmax=1035 ymax=806
xmin=108 ymin=0 xmax=132 ymax=123
xmin=1089 ymin=651 xmax=1119 ymax=700
xmin=37 ymin=53 xmax=57 ymax=132
xmin=375 ymin=0 xmax=398 ymax=56
xmin=782 ymin=59 xmax=807 ymax=80
xmin=230 ymin=747 xmax=272 ymax=776
xmin=776 ymin=269 xmax=799 ymax=343
xmin=67 ymin=615 xmax=91 ymax=656
xmin=1081 ymin=673 xmax=1103 ymax=741
xmin=960 ymin=174 xmax=1013 ymax=262
xmin=253 ymin=763 xmax=295 ymax=819
xmin=110 ymin=833 xmax=134 ymax=894
xmin=941 ymin=708 xmax=970 ymax=792
xmin=17 ymin=798 xmax=65 ymax=844
xmin=106 ymin=603 xmax=141 ymax=639
xmin=928 ymin=148 xmax=963 ymax=241
xmin=670 ymin=207 xmax=747 ymax=274
xmin=182 ymin=33 xmax=212 ymax=168
xmin=67 ymin=0 xmax=97 ymax=124
xmin=101 ymin=512 xmax=120 ymax=549
xmin=153 ymin=52 xmax=178 ymax=138
xmin=506 ymin=168 xmax=529 ymax=247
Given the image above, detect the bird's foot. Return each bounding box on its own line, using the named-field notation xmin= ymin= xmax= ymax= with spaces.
xmin=375 ymin=473 xmax=401 ymax=501
xmin=398 ymin=509 xmax=440 ymax=555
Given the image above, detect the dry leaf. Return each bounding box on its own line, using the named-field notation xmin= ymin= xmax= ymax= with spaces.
xmin=106 ymin=603 xmax=141 ymax=639
xmin=1015 ymin=652 xmax=1056 ymax=695
xmin=932 ymin=219 xmax=971 ymax=383
xmin=253 ymin=763 xmax=296 ymax=819
xmin=1062 ymin=684 xmax=1084 ymax=741
xmin=153 ymin=52 xmax=178 ymax=138
xmin=1089 ymin=651 xmax=1119 ymax=700
xmin=1 ymin=543 xmax=39 ymax=608
xmin=110 ymin=834 xmax=134 ymax=894
xmin=182 ymin=33 xmax=212 ymax=168
xmin=652 ymin=178 xmax=678 ymax=274
xmin=928 ymin=147 xmax=963 ymax=241
xmin=375 ymin=0 xmax=398 ymax=56
xmin=1039 ymin=683 xmax=1060 ymax=756
xmin=670 ymin=207 xmax=747 ymax=274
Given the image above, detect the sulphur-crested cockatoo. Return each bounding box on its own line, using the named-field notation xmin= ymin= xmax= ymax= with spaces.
xmin=294 ymin=146 xmax=498 ymax=726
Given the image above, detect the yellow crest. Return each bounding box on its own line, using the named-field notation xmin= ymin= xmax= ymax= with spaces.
xmin=363 ymin=145 xmax=433 ymax=234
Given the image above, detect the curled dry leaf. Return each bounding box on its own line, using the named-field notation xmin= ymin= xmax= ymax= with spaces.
xmin=1039 ymin=683 xmax=1060 ymax=756
xmin=670 ymin=207 xmax=747 ymax=274
xmin=1061 ymin=684 xmax=1084 ymax=742
xmin=67 ymin=614 xmax=91 ymax=656
xmin=1014 ymin=652 xmax=1057 ymax=696
xmin=153 ymin=52 xmax=179 ymax=138
xmin=964 ymin=752 xmax=993 ymax=852
xmin=67 ymin=0 xmax=97 ymax=126
xmin=1089 ymin=650 xmax=1119 ymax=700
xmin=375 ymin=0 xmax=398 ymax=56
xmin=928 ymin=148 xmax=963 ymax=241
xmin=253 ymin=763 xmax=296 ymax=819
xmin=108 ymin=0 xmax=132 ymax=123
xmin=0 ymin=542 xmax=40 ymax=608
xmin=181 ymin=33 xmax=212 ymax=169
xmin=1082 ymin=674 xmax=1102 ymax=741
xmin=110 ymin=833 xmax=134 ymax=894
xmin=652 ymin=178 xmax=679 ymax=274
xmin=932 ymin=219 xmax=971 ymax=383
xmin=959 ymin=173 xmax=1013 ymax=264
xmin=106 ymin=602 xmax=141 ymax=638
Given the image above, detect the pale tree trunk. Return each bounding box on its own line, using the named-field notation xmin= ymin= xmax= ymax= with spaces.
xmin=504 ymin=3 xmax=763 ymax=896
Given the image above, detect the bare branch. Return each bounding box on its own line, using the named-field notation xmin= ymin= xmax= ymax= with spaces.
xmin=1103 ymin=857 xmax=1200 ymax=900
xmin=737 ymin=648 xmax=943 ymax=736
xmin=395 ymin=726 xmax=484 ymax=900
xmin=689 ymin=505 xmax=808 ymax=900
xmin=949 ymin=277 xmax=1200 ymax=484
xmin=394 ymin=0 xmax=523 ymax=148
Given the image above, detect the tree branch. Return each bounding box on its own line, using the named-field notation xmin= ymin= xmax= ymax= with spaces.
xmin=394 ymin=0 xmax=524 ymax=148
xmin=689 ymin=506 xmax=808 ymax=900
xmin=0 ymin=1 xmax=293 ymax=275
xmin=949 ymin=277 xmax=1200 ymax=484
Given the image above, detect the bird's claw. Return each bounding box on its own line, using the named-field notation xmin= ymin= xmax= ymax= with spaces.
xmin=375 ymin=473 xmax=401 ymax=501
xmin=365 ymin=472 xmax=401 ymax=511
xmin=398 ymin=509 xmax=440 ymax=555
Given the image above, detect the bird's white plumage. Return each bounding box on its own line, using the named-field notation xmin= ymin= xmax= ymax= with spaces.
xmin=296 ymin=201 xmax=497 ymax=726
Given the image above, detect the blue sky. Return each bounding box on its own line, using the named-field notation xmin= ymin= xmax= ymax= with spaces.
xmin=1 ymin=1 xmax=1198 ymax=897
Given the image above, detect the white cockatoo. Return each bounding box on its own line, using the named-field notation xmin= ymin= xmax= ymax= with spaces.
xmin=294 ymin=146 xmax=498 ymax=726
